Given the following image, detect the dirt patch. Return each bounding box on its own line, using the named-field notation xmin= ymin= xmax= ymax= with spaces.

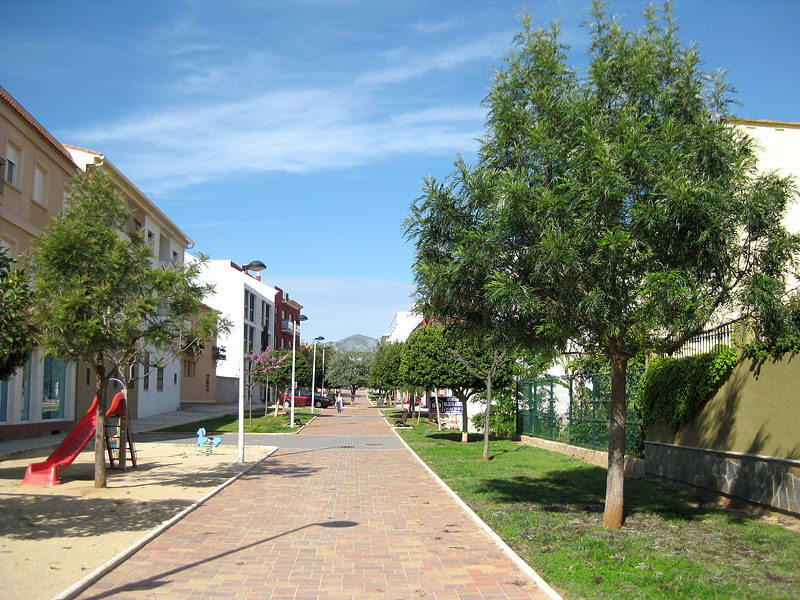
xmin=0 ymin=442 xmax=275 ymax=600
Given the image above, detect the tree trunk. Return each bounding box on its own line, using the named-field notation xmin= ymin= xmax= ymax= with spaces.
xmin=603 ymin=351 xmax=629 ymax=529
xmin=264 ymin=376 xmax=270 ymax=418
xmin=435 ymin=390 xmax=442 ymax=431
xmin=457 ymin=391 xmax=469 ymax=443
xmin=94 ymin=355 xmax=108 ymax=488
xmin=483 ymin=376 xmax=492 ymax=460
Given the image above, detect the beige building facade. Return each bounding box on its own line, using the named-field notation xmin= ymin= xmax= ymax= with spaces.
xmin=0 ymin=85 xmax=80 ymax=440
xmin=179 ymin=305 xmax=220 ymax=405
xmin=735 ymin=118 xmax=800 ymax=233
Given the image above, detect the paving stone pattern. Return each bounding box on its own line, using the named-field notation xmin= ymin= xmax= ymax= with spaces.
xmin=75 ymin=396 xmax=554 ymax=599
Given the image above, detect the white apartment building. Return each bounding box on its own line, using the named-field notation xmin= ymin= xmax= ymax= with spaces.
xmin=66 ymin=145 xmax=193 ymax=419
xmin=383 ymin=311 xmax=423 ymax=344
xmin=189 ymin=256 xmax=277 ymax=403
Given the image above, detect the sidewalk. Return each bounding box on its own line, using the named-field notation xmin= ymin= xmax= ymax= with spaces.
xmin=70 ymin=391 xmax=561 ymax=599
xmin=0 ymin=402 xmax=242 ymax=460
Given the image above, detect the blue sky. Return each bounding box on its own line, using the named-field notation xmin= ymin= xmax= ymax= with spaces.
xmin=3 ymin=1 xmax=799 ymax=342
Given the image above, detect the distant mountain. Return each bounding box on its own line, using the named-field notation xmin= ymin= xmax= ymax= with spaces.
xmin=333 ymin=334 xmax=379 ymax=352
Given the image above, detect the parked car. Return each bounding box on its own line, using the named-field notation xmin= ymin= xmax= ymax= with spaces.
xmin=279 ymin=390 xmax=334 ymax=408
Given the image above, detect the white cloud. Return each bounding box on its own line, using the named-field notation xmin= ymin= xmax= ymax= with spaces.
xmin=409 ymin=18 xmax=461 ymax=35
xmin=355 ymin=32 xmax=509 ymax=88
xmin=61 ymin=40 xmax=490 ymax=195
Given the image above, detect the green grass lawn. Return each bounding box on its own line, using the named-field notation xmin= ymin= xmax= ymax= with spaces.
xmin=155 ymin=408 xmax=319 ymax=434
xmin=397 ymin=422 xmax=800 ymax=599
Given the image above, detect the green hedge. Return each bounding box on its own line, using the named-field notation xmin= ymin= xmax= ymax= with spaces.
xmin=638 ymin=345 xmax=737 ymax=433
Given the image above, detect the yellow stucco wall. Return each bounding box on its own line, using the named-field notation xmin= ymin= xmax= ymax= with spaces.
xmin=647 ymin=353 xmax=800 ymax=461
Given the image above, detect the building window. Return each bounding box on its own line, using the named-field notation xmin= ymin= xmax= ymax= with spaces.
xmin=42 ymin=355 xmax=66 ymax=420
xmin=260 ymin=326 xmax=268 ymax=352
xmin=0 ymin=379 xmax=8 ymax=423
xmin=244 ymin=324 xmax=255 ymax=355
xmin=205 ymin=374 xmax=210 ymax=392
xmin=33 ymin=164 xmax=47 ymax=206
xmin=156 ymin=367 xmax=164 ymax=391
xmin=262 ymin=301 xmax=270 ymax=327
xmin=6 ymin=144 xmax=21 ymax=187
xmin=158 ymin=233 xmax=170 ymax=262
xmin=21 ymin=355 xmax=31 ymax=422
xmin=184 ymin=360 xmax=196 ymax=378
xmin=142 ymin=353 xmax=150 ymax=391
xmin=244 ymin=290 xmax=255 ymax=322
xmin=0 ymin=157 xmax=5 ymax=194
xmin=5 ymin=143 xmax=19 ymax=187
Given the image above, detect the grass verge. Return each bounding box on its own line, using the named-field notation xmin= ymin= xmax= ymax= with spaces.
xmin=155 ymin=409 xmax=319 ymax=434
xmin=397 ymin=421 xmax=800 ymax=599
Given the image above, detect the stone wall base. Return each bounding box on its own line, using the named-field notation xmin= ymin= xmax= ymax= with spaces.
xmin=519 ymin=435 xmax=645 ymax=477
xmin=0 ymin=420 xmax=73 ymax=441
xmin=645 ymin=442 xmax=800 ymax=515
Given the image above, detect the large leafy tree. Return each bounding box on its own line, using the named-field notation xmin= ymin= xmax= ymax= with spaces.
xmin=298 ymin=343 xmax=326 ymax=390
xmin=400 ymin=324 xmax=512 ymax=445
xmin=29 ymin=169 xmax=223 ymax=488
xmin=326 ymin=350 xmax=374 ymax=401
xmin=406 ymin=1 xmax=799 ymax=529
xmin=368 ymin=341 xmax=404 ymax=403
xmin=0 ymin=247 xmax=33 ymax=381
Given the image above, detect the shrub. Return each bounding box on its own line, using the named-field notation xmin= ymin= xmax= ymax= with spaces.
xmin=638 ymin=345 xmax=737 ymax=432
xmin=472 ymin=392 xmax=517 ymax=438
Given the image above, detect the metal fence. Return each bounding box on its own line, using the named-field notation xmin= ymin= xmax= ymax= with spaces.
xmin=668 ymin=323 xmax=735 ymax=358
xmin=520 ymin=369 xmax=644 ymax=457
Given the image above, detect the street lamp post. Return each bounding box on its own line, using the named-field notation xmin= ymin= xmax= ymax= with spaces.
xmin=311 ymin=336 xmax=324 ymax=409
xmin=289 ymin=314 xmax=308 ymax=428
xmin=238 ymin=260 xmax=266 ymax=464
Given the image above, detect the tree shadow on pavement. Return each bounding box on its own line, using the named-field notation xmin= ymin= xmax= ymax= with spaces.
xmin=79 ymin=520 xmax=359 ymax=600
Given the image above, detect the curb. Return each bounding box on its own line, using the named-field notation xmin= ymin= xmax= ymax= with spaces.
xmin=52 ymin=447 xmax=279 ymax=600
xmin=389 ymin=423 xmax=564 ymax=600
xmin=0 ymin=441 xmax=63 ymax=462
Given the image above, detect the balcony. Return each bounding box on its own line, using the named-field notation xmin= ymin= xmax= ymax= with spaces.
xmin=281 ymin=319 xmax=294 ymax=334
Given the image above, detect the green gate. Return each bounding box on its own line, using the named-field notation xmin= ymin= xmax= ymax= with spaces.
xmin=520 ymin=370 xmax=643 ymax=456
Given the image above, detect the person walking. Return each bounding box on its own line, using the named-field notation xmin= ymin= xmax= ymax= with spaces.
xmin=336 ymin=392 xmax=343 ymax=415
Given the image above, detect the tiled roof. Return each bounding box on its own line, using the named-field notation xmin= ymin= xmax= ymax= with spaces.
xmin=62 ymin=143 xmax=103 ymax=156
xmin=0 ymin=85 xmax=78 ymax=167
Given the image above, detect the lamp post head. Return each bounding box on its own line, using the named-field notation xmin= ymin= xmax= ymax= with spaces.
xmin=242 ymin=260 xmax=266 ymax=272
xmin=314 ymin=336 xmax=324 ymax=341
xmin=297 ymin=314 xmax=308 ymax=323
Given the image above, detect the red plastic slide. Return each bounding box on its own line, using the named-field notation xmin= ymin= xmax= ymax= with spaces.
xmin=22 ymin=391 xmax=126 ymax=487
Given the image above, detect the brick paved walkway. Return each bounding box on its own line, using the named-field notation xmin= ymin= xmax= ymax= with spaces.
xmin=74 ymin=392 xmax=558 ymax=599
